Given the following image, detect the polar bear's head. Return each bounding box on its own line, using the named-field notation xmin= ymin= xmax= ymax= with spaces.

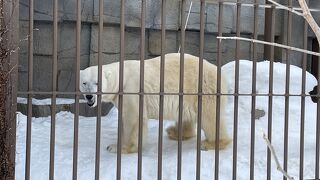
xmin=80 ymin=67 xmax=99 ymax=107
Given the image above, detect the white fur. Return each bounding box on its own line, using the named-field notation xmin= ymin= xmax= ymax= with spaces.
xmin=80 ymin=53 xmax=231 ymax=153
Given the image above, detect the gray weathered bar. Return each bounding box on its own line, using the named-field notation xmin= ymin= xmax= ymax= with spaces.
xmin=72 ymin=0 xmax=81 ymax=179
xmin=266 ymin=5 xmax=275 ymax=180
xmin=250 ymin=1 xmax=258 ymax=180
xmin=316 ymin=43 xmax=320 ymax=179
xmin=25 ymin=0 xmax=34 ymax=179
xmin=117 ymin=0 xmax=125 ymax=179
xmin=137 ymin=0 xmax=146 ymax=179
xmin=49 ymin=0 xmax=58 ymax=179
xmin=215 ymin=2 xmax=223 ymax=180
xmin=299 ymin=1 xmax=309 ymax=178
xmin=18 ymin=91 xmax=316 ymax=97
xmin=177 ymin=0 xmax=185 ymax=180
xmin=196 ymin=1 xmax=205 ymax=180
xmin=232 ymin=1 xmax=241 ymax=180
xmin=95 ymin=0 xmax=104 ymax=179
xmin=157 ymin=0 xmax=166 ymax=179
xmin=283 ymin=1 xmax=292 ymax=179
xmin=264 ymin=0 xmax=272 ymax=60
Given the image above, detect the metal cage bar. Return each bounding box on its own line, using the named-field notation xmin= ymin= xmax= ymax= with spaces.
xmin=177 ymin=0 xmax=186 ymax=180
xmin=299 ymin=0 xmax=309 ymax=178
xmin=316 ymin=43 xmax=320 ymax=179
xmin=72 ymin=0 xmax=82 ymax=179
xmin=195 ymin=1 xmax=205 ymax=179
xmin=116 ymin=0 xmax=125 ymax=179
xmin=215 ymin=2 xmax=224 ymax=180
xmin=266 ymin=5 xmax=275 ymax=180
xmin=49 ymin=0 xmax=58 ymax=179
xmin=232 ymin=1 xmax=241 ymax=179
xmin=25 ymin=0 xmax=34 ymax=179
xmin=249 ymin=1 xmax=259 ymax=180
xmin=95 ymin=0 xmax=104 ymax=179
xmin=157 ymin=0 xmax=166 ymax=179
xmin=137 ymin=0 xmax=146 ymax=179
xmin=18 ymin=91 xmax=320 ymax=97
xmin=283 ymin=1 xmax=292 ymax=179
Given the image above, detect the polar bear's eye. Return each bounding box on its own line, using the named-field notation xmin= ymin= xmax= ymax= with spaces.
xmin=82 ymin=82 xmax=87 ymax=85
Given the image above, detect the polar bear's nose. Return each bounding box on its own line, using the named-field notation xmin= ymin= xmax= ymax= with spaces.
xmin=86 ymin=95 xmax=93 ymax=100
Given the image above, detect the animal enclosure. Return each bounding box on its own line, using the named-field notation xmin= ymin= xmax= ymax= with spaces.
xmin=1 ymin=0 xmax=320 ymax=180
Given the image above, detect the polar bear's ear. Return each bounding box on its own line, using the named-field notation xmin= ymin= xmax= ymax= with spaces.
xmin=103 ymin=70 xmax=112 ymax=79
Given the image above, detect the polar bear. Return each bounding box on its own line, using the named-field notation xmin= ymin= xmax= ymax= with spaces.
xmin=80 ymin=53 xmax=231 ymax=153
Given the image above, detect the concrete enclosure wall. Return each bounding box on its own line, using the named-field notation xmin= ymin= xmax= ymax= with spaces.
xmin=18 ymin=0 xmax=320 ymax=97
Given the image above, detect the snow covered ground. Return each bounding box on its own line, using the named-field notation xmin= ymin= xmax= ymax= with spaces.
xmin=15 ymin=60 xmax=318 ymax=180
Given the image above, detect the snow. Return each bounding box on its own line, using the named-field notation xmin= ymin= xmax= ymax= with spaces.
xmin=15 ymin=60 xmax=318 ymax=180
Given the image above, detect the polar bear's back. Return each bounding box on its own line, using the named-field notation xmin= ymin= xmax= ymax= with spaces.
xmin=142 ymin=53 xmax=226 ymax=94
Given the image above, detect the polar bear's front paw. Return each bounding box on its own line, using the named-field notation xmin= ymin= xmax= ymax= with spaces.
xmin=106 ymin=144 xmax=118 ymax=153
xmin=166 ymin=125 xmax=195 ymax=141
xmin=200 ymin=139 xmax=231 ymax=150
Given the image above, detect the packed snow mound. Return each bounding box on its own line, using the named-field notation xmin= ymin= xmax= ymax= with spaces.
xmin=222 ymin=60 xmax=317 ymax=95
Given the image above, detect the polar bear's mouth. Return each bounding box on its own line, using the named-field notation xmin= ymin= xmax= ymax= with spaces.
xmin=87 ymin=101 xmax=95 ymax=107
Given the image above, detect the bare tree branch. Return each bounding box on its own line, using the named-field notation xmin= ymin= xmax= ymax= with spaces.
xmin=216 ymin=36 xmax=320 ymax=57
xmin=297 ymin=0 xmax=320 ymax=46
xmin=262 ymin=130 xmax=295 ymax=180
xmin=267 ymin=0 xmax=303 ymax=16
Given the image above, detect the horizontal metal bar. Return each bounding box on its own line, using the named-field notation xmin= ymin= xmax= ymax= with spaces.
xmin=17 ymin=91 xmax=318 ymax=97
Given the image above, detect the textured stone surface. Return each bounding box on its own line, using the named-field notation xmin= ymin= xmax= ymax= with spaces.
xmin=19 ymin=0 xmax=94 ymax=22
xmin=18 ymin=21 xmax=91 ymax=94
xmin=18 ymin=0 xmax=320 ymax=97
xmin=89 ymin=25 xmax=146 ymax=65
xmin=148 ymin=30 xmax=179 ymax=56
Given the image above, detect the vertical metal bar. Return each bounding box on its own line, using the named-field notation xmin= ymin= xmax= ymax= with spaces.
xmin=264 ymin=0 xmax=272 ymax=60
xmin=267 ymin=5 xmax=275 ymax=180
xmin=215 ymin=2 xmax=223 ymax=180
xmin=311 ymin=40 xmax=319 ymax=81
xmin=250 ymin=1 xmax=258 ymax=180
xmin=72 ymin=0 xmax=81 ymax=179
xmin=25 ymin=0 xmax=34 ymax=179
xmin=232 ymin=1 xmax=241 ymax=180
xmin=283 ymin=1 xmax=292 ymax=179
xmin=299 ymin=1 xmax=308 ymax=178
xmin=158 ymin=0 xmax=166 ymax=179
xmin=49 ymin=0 xmax=58 ymax=179
xmin=117 ymin=0 xmax=125 ymax=179
xmin=316 ymin=44 xmax=320 ymax=179
xmin=95 ymin=0 xmax=104 ymax=179
xmin=177 ymin=1 xmax=186 ymax=180
xmin=196 ymin=1 xmax=205 ymax=180
xmin=137 ymin=0 xmax=146 ymax=179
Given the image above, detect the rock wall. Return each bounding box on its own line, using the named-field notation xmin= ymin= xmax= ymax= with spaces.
xmin=18 ymin=0 xmax=320 ymax=97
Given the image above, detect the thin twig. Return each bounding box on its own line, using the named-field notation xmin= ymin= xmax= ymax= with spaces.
xmin=262 ymin=130 xmax=295 ymax=180
xmin=267 ymin=0 xmax=303 ymax=16
xmin=267 ymin=0 xmax=320 ymax=45
xmin=297 ymin=0 xmax=320 ymax=46
xmin=178 ymin=2 xmax=193 ymax=53
xmin=192 ymin=0 xmax=320 ymax=13
xmin=217 ymin=36 xmax=320 ymax=57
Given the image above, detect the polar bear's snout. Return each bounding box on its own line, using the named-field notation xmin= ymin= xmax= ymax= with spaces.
xmin=84 ymin=94 xmax=96 ymax=107
xmin=86 ymin=95 xmax=93 ymax=100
